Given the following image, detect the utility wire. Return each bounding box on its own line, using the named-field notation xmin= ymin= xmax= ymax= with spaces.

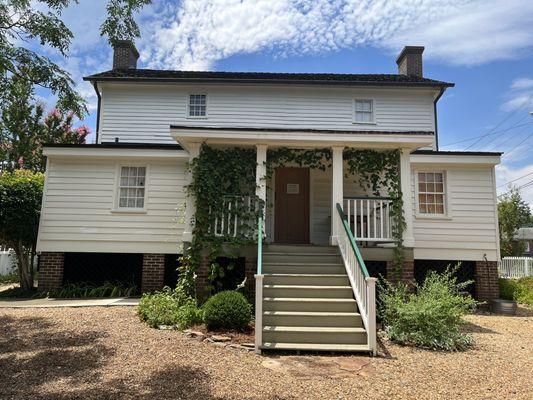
xmin=464 ymin=95 xmax=532 ymax=150
xmin=498 ymin=178 xmax=533 ymax=197
xmin=502 ymin=130 xmax=533 ymax=158
xmin=497 ymin=171 xmax=533 ymax=188
xmin=440 ymin=121 xmax=533 ymax=147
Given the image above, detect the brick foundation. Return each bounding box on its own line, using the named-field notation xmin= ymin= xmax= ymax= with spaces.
xmin=141 ymin=254 xmax=165 ymax=293
xmin=195 ymin=258 xmax=210 ymax=302
xmin=474 ymin=260 xmax=499 ymax=302
xmin=38 ymin=252 xmax=64 ymax=291
xmin=244 ymin=257 xmax=257 ymax=297
xmin=386 ymin=260 xmax=415 ymax=288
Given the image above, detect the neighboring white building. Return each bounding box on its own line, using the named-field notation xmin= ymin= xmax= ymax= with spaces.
xmin=36 ymin=42 xmax=501 ymax=354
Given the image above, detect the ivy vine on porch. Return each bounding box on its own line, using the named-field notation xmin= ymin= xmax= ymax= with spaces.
xmin=178 ymin=144 xmax=406 ymax=298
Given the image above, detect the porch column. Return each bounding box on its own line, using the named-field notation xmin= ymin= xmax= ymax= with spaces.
xmin=255 ymin=144 xmax=267 ymax=205
xmin=330 ymin=146 xmax=344 ymax=245
xmin=182 ymin=142 xmax=201 ymax=243
xmin=400 ymin=148 xmax=415 ymax=247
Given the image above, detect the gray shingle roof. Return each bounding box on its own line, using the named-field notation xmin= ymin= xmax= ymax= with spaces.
xmin=84 ymin=69 xmax=453 ymax=87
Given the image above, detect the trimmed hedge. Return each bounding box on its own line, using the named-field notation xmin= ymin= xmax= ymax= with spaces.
xmin=202 ymin=290 xmax=252 ymax=331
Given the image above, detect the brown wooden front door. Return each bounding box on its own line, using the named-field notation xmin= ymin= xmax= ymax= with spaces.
xmin=274 ymin=167 xmax=310 ymax=244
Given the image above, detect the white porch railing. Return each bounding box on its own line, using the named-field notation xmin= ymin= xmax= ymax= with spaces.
xmin=209 ymin=195 xmax=258 ymax=238
xmin=343 ymin=197 xmax=395 ymax=243
xmin=499 ymin=257 xmax=532 ymax=278
xmin=335 ymin=203 xmax=377 ymax=355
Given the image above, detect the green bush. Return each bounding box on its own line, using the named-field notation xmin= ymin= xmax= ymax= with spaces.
xmin=176 ymin=300 xmax=204 ymax=329
xmin=138 ymin=286 xmax=202 ymax=329
xmin=202 ymin=290 xmax=252 ymax=331
xmin=499 ymin=277 xmax=533 ymax=305
xmin=380 ymin=269 xmax=477 ymax=351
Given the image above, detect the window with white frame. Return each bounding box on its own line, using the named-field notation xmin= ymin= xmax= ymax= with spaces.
xmin=354 ymin=99 xmax=373 ymax=123
xmin=417 ymin=171 xmax=446 ymax=215
xmin=188 ymin=94 xmax=207 ymax=117
xmin=118 ymin=166 xmax=146 ymax=208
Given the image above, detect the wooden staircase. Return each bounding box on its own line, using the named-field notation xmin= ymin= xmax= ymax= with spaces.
xmin=258 ymin=244 xmax=371 ymax=352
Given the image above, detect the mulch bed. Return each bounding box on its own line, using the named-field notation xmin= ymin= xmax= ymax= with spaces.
xmin=0 ymin=307 xmax=531 ymax=399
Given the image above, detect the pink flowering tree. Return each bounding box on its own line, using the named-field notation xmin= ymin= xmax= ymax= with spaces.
xmin=0 ymin=77 xmax=90 ymax=172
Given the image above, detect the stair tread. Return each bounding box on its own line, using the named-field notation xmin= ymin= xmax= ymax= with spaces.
xmin=264 ymin=285 xmax=352 ymax=290
xmin=263 ymin=311 xmax=360 ymax=317
xmin=261 ymin=342 xmax=371 ymax=352
xmin=263 ymin=326 xmax=365 ymax=333
xmin=263 ymin=262 xmax=343 ymax=266
xmin=263 ymin=297 xmax=356 ymax=302
xmin=264 ymin=273 xmax=347 ymax=277
xmin=263 ymin=252 xmax=340 ymax=256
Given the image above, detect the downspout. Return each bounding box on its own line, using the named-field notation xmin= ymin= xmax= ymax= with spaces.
xmin=92 ymin=82 xmax=101 ymax=144
xmin=433 ymin=87 xmax=446 ymax=151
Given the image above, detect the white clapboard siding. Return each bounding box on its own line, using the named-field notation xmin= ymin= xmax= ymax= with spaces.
xmin=412 ymin=167 xmax=499 ymax=261
xmin=37 ymin=158 xmax=187 ymax=254
xmin=99 ymin=83 xmax=436 ymax=144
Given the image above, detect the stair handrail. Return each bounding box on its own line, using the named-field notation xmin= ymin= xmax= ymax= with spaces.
xmin=335 ymin=203 xmax=377 ymax=355
xmin=254 ymin=214 xmax=264 ymax=354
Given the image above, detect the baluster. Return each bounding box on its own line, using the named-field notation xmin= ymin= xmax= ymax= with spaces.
xmin=366 ymin=199 xmax=370 ymax=239
xmin=353 ymin=200 xmax=358 ymax=238
xmin=373 ymin=200 xmax=377 ymax=240
xmin=360 ymin=200 xmax=364 ymax=238
xmin=379 ymin=200 xmax=383 ymax=239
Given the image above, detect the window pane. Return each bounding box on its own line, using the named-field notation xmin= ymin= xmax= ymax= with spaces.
xmin=435 ymin=183 xmax=444 ymax=193
xmin=427 ymin=194 xmax=435 ymax=203
xmin=435 ymin=173 xmax=443 ymax=183
xmin=419 ymin=204 xmax=427 ymax=213
xmin=418 ymin=182 xmax=426 ymax=192
xmin=427 ymin=204 xmax=436 ymax=213
xmin=426 ymin=173 xmax=435 ymax=183
xmin=119 ymin=198 xmax=127 ymax=207
xmin=418 ymin=194 xmax=426 ymax=204
xmin=435 ymin=194 xmax=444 ymax=204
xmin=136 ymin=197 xmax=144 ymax=208
xmin=418 ymin=173 xmax=426 ymax=182
xmin=435 ymin=204 xmax=444 ymax=214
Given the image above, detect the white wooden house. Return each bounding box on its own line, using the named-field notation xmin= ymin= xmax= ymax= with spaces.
xmin=36 ymin=42 xmax=501 ymax=354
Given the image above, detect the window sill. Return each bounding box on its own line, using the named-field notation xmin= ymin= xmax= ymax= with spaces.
xmin=415 ymin=214 xmax=452 ymax=221
xmin=352 ymin=121 xmax=377 ymax=125
xmin=110 ymin=208 xmax=148 ymax=214
xmin=185 ymin=116 xmax=208 ymax=119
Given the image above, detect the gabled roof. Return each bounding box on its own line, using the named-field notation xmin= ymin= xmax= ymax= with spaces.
xmin=84 ymin=69 xmax=454 ymax=88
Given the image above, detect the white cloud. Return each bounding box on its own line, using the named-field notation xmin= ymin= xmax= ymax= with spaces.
xmin=140 ymin=0 xmax=533 ymax=70
xmin=497 ymin=163 xmax=533 ymax=207
xmin=502 ymin=77 xmax=533 ymax=112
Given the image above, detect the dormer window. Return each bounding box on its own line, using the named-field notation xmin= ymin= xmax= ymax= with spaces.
xmin=354 ymin=99 xmax=374 ymax=123
xmin=188 ymin=94 xmax=207 ymax=117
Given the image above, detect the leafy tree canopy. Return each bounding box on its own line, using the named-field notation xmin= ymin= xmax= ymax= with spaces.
xmin=498 ymin=187 xmax=532 ymax=257
xmin=0 ymin=76 xmax=89 ymax=172
xmin=0 ymin=0 xmax=151 ymax=117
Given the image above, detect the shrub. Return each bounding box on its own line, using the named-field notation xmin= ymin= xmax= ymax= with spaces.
xmin=499 ymin=277 xmax=533 ymax=305
xmin=202 ymin=290 xmax=252 ymax=331
xmin=176 ymin=300 xmax=203 ymax=329
xmin=380 ymin=269 xmax=477 ymax=351
xmin=138 ymin=286 xmax=200 ymax=328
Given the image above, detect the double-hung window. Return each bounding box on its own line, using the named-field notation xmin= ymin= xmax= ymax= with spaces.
xmin=188 ymin=94 xmax=207 ymax=117
xmin=417 ymin=171 xmax=446 ymax=215
xmin=354 ymin=99 xmax=374 ymax=123
xmin=118 ymin=166 xmax=146 ymax=209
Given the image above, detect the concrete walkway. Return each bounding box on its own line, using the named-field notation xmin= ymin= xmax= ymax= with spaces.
xmin=0 ymin=297 xmax=140 ymax=308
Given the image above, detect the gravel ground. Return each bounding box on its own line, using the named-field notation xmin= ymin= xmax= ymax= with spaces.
xmin=0 ymin=307 xmax=531 ymax=400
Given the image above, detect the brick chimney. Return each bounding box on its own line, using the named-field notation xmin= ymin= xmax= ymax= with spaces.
xmin=396 ymin=46 xmax=424 ymax=77
xmin=112 ymin=40 xmax=139 ymax=70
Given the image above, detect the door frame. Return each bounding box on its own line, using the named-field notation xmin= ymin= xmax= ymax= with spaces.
xmin=273 ymin=167 xmax=310 ymax=244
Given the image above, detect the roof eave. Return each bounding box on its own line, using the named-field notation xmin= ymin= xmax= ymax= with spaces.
xmin=82 ymin=75 xmax=454 ymax=88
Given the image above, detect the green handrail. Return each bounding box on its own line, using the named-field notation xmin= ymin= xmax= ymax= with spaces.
xmin=336 ymin=203 xmax=370 ymax=279
xmin=257 ymin=215 xmax=263 ymax=275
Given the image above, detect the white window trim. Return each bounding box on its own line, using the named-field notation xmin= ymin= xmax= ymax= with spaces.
xmin=352 ymin=98 xmax=376 ymax=125
xmin=111 ymin=164 xmax=149 ymax=213
xmin=186 ymin=93 xmax=208 ymax=119
xmin=414 ymin=170 xmax=452 ymax=220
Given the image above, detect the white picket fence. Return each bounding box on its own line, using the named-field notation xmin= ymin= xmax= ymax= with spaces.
xmin=499 ymin=257 xmax=533 ymax=278
xmin=0 ymin=249 xmax=15 ymax=276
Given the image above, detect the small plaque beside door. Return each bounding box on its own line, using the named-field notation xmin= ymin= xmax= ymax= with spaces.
xmin=286 ymin=183 xmax=300 ymax=194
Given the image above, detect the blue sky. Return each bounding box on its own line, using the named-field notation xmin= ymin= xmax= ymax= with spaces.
xmin=33 ymin=0 xmax=533 ymax=205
